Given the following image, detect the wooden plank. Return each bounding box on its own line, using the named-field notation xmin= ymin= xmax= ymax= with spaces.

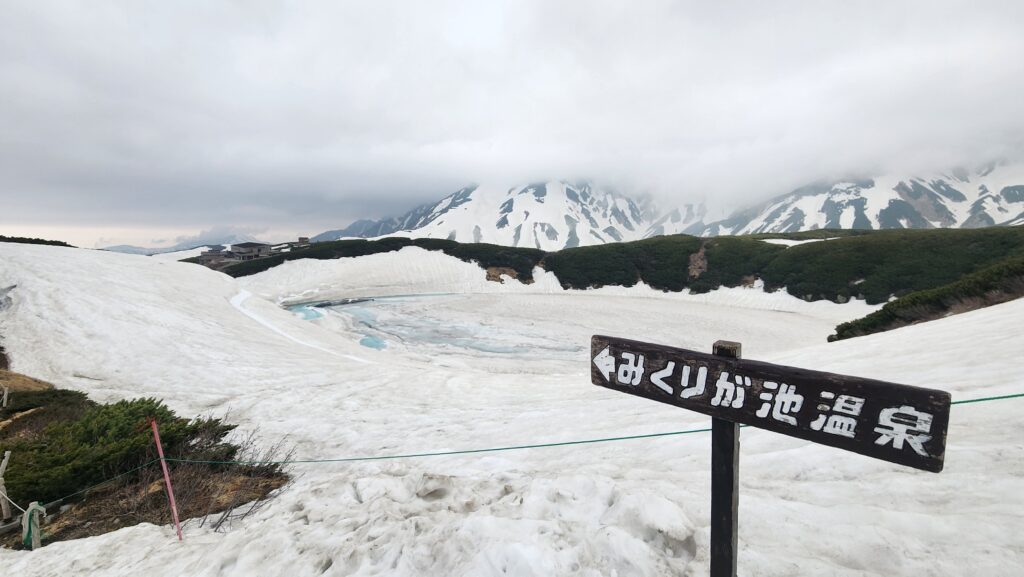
xmin=591 ymin=335 xmax=951 ymax=472
xmin=710 ymin=341 xmax=740 ymax=577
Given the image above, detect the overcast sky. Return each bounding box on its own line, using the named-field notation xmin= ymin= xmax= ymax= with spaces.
xmin=2 ymin=1 xmax=1023 ymax=247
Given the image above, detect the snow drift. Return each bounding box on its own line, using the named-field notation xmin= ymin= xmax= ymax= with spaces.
xmin=0 ymin=243 xmax=1021 ymax=576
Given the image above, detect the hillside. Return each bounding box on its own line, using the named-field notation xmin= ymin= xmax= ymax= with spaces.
xmin=221 ymin=227 xmax=1024 ymax=308
xmin=830 ymin=254 xmax=1024 ymax=341
xmin=0 ymin=240 xmax=1021 ymax=575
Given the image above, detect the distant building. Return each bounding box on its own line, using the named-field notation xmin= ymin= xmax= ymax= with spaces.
xmin=230 ymin=242 xmax=271 ymax=260
xmin=197 ymin=245 xmax=228 ymax=265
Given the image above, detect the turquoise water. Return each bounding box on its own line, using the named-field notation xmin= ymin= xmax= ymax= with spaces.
xmin=359 ymin=335 xmax=387 ymax=350
xmin=287 ymin=305 xmax=323 ymax=320
xmin=288 ymin=298 xmax=392 ymax=349
xmin=288 ymin=294 xmax=580 ymax=357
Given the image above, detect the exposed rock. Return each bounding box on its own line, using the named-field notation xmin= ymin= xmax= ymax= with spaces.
xmin=688 ymin=242 xmax=708 ymax=279
xmin=485 ymin=266 xmax=533 ymax=284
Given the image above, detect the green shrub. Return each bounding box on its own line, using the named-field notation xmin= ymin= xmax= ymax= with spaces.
xmin=762 ymin=228 xmax=1024 ymax=303
xmin=0 ymin=390 xmax=91 ymax=421
xmin=830 ymin=254 xmax=1024 ymax=340
xmin=1 ymin=398 xmax=236 ymax=505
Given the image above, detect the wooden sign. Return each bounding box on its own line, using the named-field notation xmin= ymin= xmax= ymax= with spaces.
xmin=591 ymin=335 xmax=951 ymax=472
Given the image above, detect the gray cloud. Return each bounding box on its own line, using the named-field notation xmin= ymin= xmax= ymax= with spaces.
xmin=2 ymin=1 xmax=1023 ymax=245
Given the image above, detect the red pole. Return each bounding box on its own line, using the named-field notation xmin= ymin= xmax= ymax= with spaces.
xmin=149 ymin=417 xmax=183 ymax=541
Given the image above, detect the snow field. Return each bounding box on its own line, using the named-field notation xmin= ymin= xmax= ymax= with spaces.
xmin=0 ymin=243 xmax=1021 ymax=576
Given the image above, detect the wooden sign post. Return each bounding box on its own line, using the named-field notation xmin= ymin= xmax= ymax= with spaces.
xmin=710 ymin=341 xmax=740 ymax=577
xmin=591 ymin=335 xmax=951 ymax=576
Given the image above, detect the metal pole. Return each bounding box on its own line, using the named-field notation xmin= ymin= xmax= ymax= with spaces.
xmin=710 ymin=340 xmax=741 ymax=577
xmin=149 ymin=418 xmax=183 ymax=541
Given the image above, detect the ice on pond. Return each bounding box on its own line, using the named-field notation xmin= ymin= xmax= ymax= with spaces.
xmin=287 ymin=304 xmax=323 ymax=320
xmin=359 ymin=335 xmax=387 ymax=349
xmin=298 ymin=294 xmax=583 ymax=358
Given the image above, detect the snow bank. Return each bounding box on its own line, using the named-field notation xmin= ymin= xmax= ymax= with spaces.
xmin=759 ymin=237 xmax=836 ymax=247
xmin=241 ymin=246 xmax=876 ymax=320
xmin=146 ymin=247 xmax=207 ymax=261
xmin=0 ymin=243 xmax=1021 ymax=577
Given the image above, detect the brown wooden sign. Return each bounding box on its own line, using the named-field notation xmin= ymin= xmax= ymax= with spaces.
xmin=591 ymin=335 xmax=951 ymax=472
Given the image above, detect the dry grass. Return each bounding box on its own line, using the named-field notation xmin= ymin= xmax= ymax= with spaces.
xmin=2 ymin=466 xmax=288 ymax=547
xmin=0 ymin=370 xmax=54 ymax=393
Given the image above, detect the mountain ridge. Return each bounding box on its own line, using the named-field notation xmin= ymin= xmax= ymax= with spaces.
xmin=314 ymin=182 xmax=687 ymax=251
xmin=313 ymin=163 xmax=1024 ymax=246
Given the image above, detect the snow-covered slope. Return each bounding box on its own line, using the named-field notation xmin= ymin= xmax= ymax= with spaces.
xmin=313 ymin=164 xmax=1024 ymax=250
xmin=315 ymin=182 xmax=663 ymax=251
xmin=700 ymin=162 xmax=1024 ymax=235
xmin=639 ymin=202 xmax=713 ymax=238
xmin=1 ymin=243 xmax=1022 ymax=576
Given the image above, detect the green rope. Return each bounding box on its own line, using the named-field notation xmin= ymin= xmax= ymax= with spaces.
xmin=950 ymin=392 xmax=1024 ymax=405
xmin=164 ymin=390 xmax=1024 ymax=467
xmin=42 ymin=390 xmax=1024 ymax=504
xmin=163 ymin=426 xmax=717 ymax=466
xmin=52 ymin=459 xmax=160 ymax=504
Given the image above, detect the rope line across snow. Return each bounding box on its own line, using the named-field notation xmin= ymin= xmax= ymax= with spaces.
xmin=162 ymin=391 xmax=1024 ymax=466
xmin=37 ymin=390 xmax=1024 ymax=506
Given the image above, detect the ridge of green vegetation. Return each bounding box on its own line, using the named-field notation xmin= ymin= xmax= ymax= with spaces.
xmin=0 ymin=235 xmax=73 ymax=247
xmin=210 ymin=227 xmax=1024 ymax=315
xmin=215 ymin=237 xmax=545 ymax=280
xmin=762 ymin=227 xmax=1024 ymax=303
xmin=830 ymin=254 xmax=1024 ymax=341
xmin=540 ymin=236 xmax=703 ymax=291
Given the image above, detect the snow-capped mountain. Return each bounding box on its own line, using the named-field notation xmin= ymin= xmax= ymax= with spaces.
xmin=641 ymin=203 xmax=721 ymax=238
xmin=697 ymin=162 xmax=1024 ymax=235
xmin=314 ymin=181 xmax=661 ymax=251
xmin=313 ymin=164 xmax=1024 ymax=250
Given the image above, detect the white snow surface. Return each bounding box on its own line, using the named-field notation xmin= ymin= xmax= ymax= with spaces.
xmin=758 ymin=238 xmax=834 ymax=247
xmin=0 ymin=243 xmax=1022 ymax=576
xmin=146 ymin=247 xmax=206 ymax=261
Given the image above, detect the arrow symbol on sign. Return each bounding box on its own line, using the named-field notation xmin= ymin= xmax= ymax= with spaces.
xmin=593 ymin=346 xmax=615 ymax=382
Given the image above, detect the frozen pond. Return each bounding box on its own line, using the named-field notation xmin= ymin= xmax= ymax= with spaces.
xmin=284 ymin=291 xmax=871 ymax=372
xmin=290 ymin=294 xmax=586 ymax=359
